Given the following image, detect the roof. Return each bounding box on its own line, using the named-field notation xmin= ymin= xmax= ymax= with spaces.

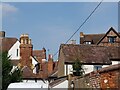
xmin=84 ymin=64 xmax=120 ymax=77
xmin=80 ymin=27 xmax=120 ymax=45
xmin=0 ymin=37 xmax=18 ymax=52
xmin=97 ymin=27 xmax=120 ymax=44
xmin=81 ymin=33 xmax=105 ymax=44
xmin=59 ymin=44 xmax=112 ymax=65
xmin=33 ymin=49 xmax=46 ymax=63
xmin=108 ymin=46 xmax=120 ymax=60
xmin=33 ymin=49 xmax=46 ymax=59
xmin=22 ymin=66 xmax=36 ymax=78
xmin=99 ymin=64 xmax=120 ymax=73
xmin=10 ymin=59 xmax=19 ymax=66
xmin=49 ymin=76 xmax=68 ymax=87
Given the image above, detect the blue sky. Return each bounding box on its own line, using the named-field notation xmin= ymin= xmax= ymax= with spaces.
xmin=2 ymin=2 xmax=118 ymax=60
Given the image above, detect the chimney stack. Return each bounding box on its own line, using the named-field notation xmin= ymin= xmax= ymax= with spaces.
xmin=80 ymin=32 xmax=84 ymax=38
xmin=48 ymin=54 xmax=53 ymax=75
xmin=69 ymin=40 xmax=76 ymax=44
xmin=19 ymin=34 xmax=33 ymax=68
xmin=0 ymin=31 xmax=5 ymax=37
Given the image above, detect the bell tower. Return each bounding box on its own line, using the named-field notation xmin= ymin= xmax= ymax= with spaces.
xmin=19 ymin=34 xmax=33 ymax=68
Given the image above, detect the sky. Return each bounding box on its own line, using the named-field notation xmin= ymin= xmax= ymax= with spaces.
xmin=1 ymin=2 xmax=118 ymax=60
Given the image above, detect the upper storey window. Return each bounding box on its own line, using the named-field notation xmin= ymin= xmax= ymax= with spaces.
xmin=84 ymin=41 xmax=91 ymax=44
xmin=108 ymin=36 xmax=116 ymax=43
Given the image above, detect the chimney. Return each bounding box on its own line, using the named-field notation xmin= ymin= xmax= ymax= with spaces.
xmin=29 ymin=39 xmax=32 ymax=44
xmin=48 ymin=54 xmax=53 ymax=75
xmin=19 ymin=34 xmax=33 ymax=68
xmin=42 ymin=47 xmax=46 ymax=59
xmin=0 ymin=31 xmax=5 ymax=37
xmin=69 ymin=40 xmax=76 ymax=44
xmin=80 ymin=32 xmax=84 ymax=38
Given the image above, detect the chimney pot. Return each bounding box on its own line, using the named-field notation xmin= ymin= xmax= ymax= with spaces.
xmin=29 ymin=39 xmax=32 ymax=44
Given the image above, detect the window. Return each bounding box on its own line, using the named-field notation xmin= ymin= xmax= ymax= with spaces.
xmin=16 ymin=49 xmax=18 ymax=57
xmin=108 ymin=36 xmax=116 ymax=43
xmin=85 ymin=41 xmax=91 ymax=44
xmin=94 ymin=65 xmax=102 ymax=71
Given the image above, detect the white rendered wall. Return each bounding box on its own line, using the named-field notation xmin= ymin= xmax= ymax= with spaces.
xmin=32 ymin=56 xmax=38 ymax=74
xmin=8 ymin=41 xmax=20 ymax=60
xmin=112 ymin=61 xmax=120 ymax=65
xmin=64 ymin=64 xmax=94 ymax=75
xmin=64 ymin=64 xmax=73 ymax=75
xmin=83 ymin=65 xmax=94 ymax=74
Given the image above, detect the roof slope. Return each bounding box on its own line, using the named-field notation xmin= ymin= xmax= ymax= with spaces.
xmin=82 ymin=34 xmax=105 ymax=44
xmin=80 ymin=27 xmax=120 ymax=45
xmin=97 ymin=27 xmax=120 ymax=44
xmin=0 ymin=37 xmax=18 ymax=52
xmin=59 ymin=44 xmax=112 ymax=65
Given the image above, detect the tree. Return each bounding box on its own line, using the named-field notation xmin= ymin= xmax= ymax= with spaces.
xmin=1 ymin=51 xmax=22 ymax=90
xmin=73 ymin=59 xmax=85 ymax=76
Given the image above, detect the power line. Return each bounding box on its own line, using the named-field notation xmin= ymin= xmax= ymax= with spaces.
xmin=53 ymin=0 xmax=103 ymax=58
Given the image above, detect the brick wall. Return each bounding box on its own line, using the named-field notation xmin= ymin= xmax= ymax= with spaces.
xmin=68 ymin=64 xmax=120 ymax=89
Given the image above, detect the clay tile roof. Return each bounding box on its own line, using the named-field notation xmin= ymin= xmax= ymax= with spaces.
xmin=59 ymin=44 xmax=111 ymax=65
xmin=10 ymin=60 xmax=19 ymax=66
xmin=33 ymin=50 xmax=46 ymax=59
xmin=99 ymin=64 xmax=120 ymax=73
xmin=108 ymin=46 xmax=120 ymax=60
xmin=0 ymin=37 xmax=18 ymax=52
xmin=22 ymin=66 xmax=36 ymax=78
xmin=83 ymin=34 xmax=105 ymax=44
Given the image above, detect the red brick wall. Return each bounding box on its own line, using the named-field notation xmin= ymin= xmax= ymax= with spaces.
xmin=20 ymin=42 xmax=33 ymax=68
xmin=48 ymin=55 xmax=53 ymax=75
xmin=100 ymin=70 xmax=119 ymax=89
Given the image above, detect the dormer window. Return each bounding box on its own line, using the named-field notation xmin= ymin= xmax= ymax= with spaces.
xmin=85 ymin=41 xmax=91 ymax=44
xmin=108 ymin=36 xmax=116 ymax=43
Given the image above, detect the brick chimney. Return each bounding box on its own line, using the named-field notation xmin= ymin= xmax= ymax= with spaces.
xmin=80 ymin=32 xmax=84 ymax=38
xmin=0 ymin=31 xmax=5 ymax=37
xmin=48 ymin=54 xmax=53 ymax=75
xmin=80 ymin=32 xmax=84 ymax=44
xmin=42 ymin=47 xmax=46 ymax=60
xmin=19 ymin=34 xmax=33 ymax=68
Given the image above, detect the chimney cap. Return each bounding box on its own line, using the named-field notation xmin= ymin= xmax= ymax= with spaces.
xmin=20 ymin=34 xmax=29 ymax=37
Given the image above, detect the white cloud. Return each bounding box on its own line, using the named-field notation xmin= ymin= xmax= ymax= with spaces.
xmin=0 ymin=3 xmax=18 ymax=17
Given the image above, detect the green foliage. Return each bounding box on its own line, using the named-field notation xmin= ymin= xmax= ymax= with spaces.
xmin=1 ymin=51 xmax=22 ymax=90
xmin=73 ymin=59 xmax=85 ymax=76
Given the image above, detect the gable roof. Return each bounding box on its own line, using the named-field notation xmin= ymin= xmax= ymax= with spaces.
xmin=97 ymin=27 xmax=120 ymax=45
xmin=33 ymin=49 xmax=46 ymax=62
xmin=81 ymin=33 xmax=105 ymax=44
xmin=0 ymin=37 xmax=18 ymax=52
xmin=59 ymin=44 xmax=112 ymax=65
xmin=80 ymin=27 xmax=120 ymax=45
